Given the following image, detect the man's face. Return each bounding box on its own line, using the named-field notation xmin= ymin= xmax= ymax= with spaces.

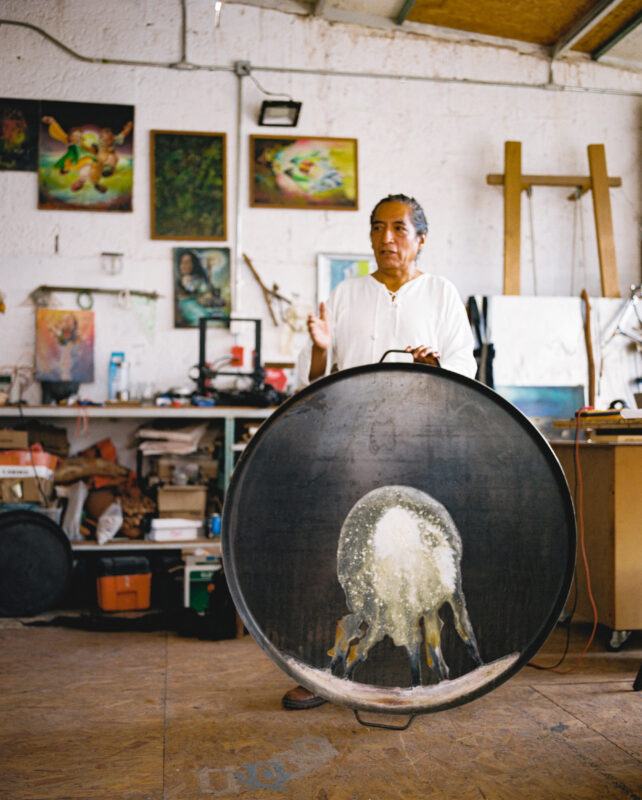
xmin=370 ymin=201 xmax=426 ymax=273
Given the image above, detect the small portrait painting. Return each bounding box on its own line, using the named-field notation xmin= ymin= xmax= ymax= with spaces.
xmin=173 ymin=247 xmax=231 ymax=328
xmin=0 ymin=98 xmax=39 ymax=171
xmin=39 ymin=100 xmax=134 ymax=211
xmin=35 ymin=309 xmax=95 ymax=383
xmin=250 ymin=135 xmax=358 ymax=210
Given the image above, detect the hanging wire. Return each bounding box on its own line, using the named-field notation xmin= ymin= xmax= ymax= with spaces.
xmin=570 ymin=188 xmax=588 ymax=296
xmin=578 ymin=190 xmax=587 ymax=294
xmin=526 ymin=186 xmax=538 ymax=296
xmin=570 ymin=188 xmax=580 ymax=295
xmin=247 ymin=71 xmax=293 ymax=100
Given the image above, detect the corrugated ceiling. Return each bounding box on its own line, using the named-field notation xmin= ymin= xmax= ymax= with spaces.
xmin=406 ymin=0 xmax=599 ymax=47
xmin=233 ymin=0 xmax=642 ymax=69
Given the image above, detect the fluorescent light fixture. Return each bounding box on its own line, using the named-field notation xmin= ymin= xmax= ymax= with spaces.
xmin=258 ymin=100 xmax=302 ymax=127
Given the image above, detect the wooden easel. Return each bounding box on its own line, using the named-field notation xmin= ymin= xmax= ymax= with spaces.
xmin=487 ymin=141 xmax=622 ymax=297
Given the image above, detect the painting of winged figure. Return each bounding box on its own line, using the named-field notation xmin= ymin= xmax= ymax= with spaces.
xmin=39 ymin=100 xmax=134 ymax=211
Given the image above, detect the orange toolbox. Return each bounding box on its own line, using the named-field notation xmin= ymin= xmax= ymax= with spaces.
xmin=96 ymin=556 xmax=151 ymax=611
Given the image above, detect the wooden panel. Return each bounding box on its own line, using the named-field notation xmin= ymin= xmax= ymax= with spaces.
xmin=407 ymin=0 xmax=597 ymax=45
xmin=572 ymin=0 xmax=642 ymax=52
xmin=613 ymin=446 xmax=642 ymax=629
xmin=503 ymin=140 xmax=522 ymax=295
xmin=2 ymin=628 xmax=642 ymax=800
xmin=553 ymin=444 xmax=616 ymax=629
xmin=587 ymin=144 xmax=620 ymax=298
xmin=487 ymin=174 xmax=622 ymax=189
xmin=553 ymin=442 xmax=642 ymax=631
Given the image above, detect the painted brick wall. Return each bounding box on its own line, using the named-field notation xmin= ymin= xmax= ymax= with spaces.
xmin=0 ymin=1 xmax=639 ymax=401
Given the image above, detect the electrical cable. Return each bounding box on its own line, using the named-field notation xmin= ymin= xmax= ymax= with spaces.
xmin=526 ymin=186 xmax=538 ymax=296
xmin=1 ymin=18 xmax=641 ymax=97
xmin=572 ymin=408 xmax=600 ymax=657
xmin=528 ymin=407 xmax=600 ymax=672
xmin=247 ymin=71 xmax=293 ymax=100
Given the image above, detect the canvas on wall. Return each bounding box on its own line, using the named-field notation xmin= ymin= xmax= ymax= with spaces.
xmin=35 ymin=309 xmax=95 ymax=383
xmin=317 ymin=253 xmax=376 ymax=304
xmin=173 ymin=247 xmax=231 ymax=328
xmin=38 ymin=100 xmax=134 ymax=211
xmin=0 ymin=98 xmax=39 ymax=171
xmin=151 ymin=131 xmax=226 ymax=240
xmin=250 ymin=135 xmax=358 ymax=210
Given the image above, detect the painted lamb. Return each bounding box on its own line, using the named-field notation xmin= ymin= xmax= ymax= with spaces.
xmin=329 ymin=485 xmax=482 ymax=684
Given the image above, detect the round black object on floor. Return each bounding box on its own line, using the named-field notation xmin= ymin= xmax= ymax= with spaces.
xmin=223 ymin=363 xmax=576 ymax=715
xmin=0 ymin=510 xmax=72 ymax=617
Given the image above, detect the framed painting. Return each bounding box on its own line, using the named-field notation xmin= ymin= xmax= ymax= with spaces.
xmin=35 ymin=309 xmax=95 ymax=383
xmin=151 ymin=131 xmax=226 ymax=240
xmin=173 ymin=247 xmax=231 ymax=328
xmin=38 ymin=101 xmax=134 ymax=211
xmin=317 ymin=253 xmax=376 ymax=304
xmin=250 ymin=135 xmax=358 ymax=210
xmin=0 ymin=98 xmax=39 ymax=171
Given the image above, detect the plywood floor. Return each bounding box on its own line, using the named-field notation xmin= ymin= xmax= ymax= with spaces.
xmin=0 ymin=621 xmax=640 ymax=800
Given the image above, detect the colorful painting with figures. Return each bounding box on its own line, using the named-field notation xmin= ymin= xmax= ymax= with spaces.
xmin=173 ymin=247 xmax=231 ymax=328
xmin=250 ymin=135 xmax=358 ymax=210
xmin=0 ymin=98 xmax=39 ymax=171
xmin=35 ymin=309 xmax=95 ymax=383
xmin=38 ymin=101 xmax=134 ymax=211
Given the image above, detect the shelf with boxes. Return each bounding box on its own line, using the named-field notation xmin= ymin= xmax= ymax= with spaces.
xmin=0 ymin=406 xmax=274 ymax=552
xmin=0 ymin=405 xmax=274 ymax=621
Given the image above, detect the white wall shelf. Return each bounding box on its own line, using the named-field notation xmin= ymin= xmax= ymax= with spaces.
xmin=71 ymin=538 xmax=222 ymax=555
xmin=0 ymin=405 xmax=273 ymax=420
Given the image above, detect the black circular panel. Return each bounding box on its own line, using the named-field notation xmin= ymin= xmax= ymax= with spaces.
xmin=223 ymin=364 xmax=575 ymax=714
xmin=0 ymin=510 xmax=73 ymax=617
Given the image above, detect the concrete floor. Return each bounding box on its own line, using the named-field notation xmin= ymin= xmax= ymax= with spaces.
xmin=0 ymin=621 xmax=640 ymax=800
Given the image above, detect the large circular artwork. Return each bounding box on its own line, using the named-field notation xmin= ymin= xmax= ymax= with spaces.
xmin=223 ymin=364 xmax=575 ymax=715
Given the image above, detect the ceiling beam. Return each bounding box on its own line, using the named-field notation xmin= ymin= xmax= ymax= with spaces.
xmin=551 ymin=0 xmax=625 ymax=59
xmin=592 ymin=9 xmax=642 ymax=59
xmin=396 ymin=0 xmax=415 ymax=26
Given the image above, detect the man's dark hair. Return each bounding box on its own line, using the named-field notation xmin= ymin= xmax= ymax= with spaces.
xmin=370 ymin=194 xmax=428 ymax=236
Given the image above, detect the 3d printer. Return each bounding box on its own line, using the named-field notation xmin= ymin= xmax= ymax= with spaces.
xmin=193 ymin=317 xmax=286 ymax=407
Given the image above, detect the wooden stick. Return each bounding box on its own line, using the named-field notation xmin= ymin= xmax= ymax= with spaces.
xmin=242 ymin=253 xmax=291 ymax=326
xmin=487 ymin=174 xmax=621 ymax=189
xmin=503 ymin=141 xmax=522 ymax=295
xmin=581 ymin=289 xmax=596 ymax=407
xmin=587 ymin=144 xmax=620 ymax=298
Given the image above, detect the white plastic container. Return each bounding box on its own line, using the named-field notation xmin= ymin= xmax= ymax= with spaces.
xmin=147 ymin=517 xmax=203 ymax=542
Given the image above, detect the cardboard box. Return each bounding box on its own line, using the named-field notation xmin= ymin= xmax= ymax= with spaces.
xmin=0 ymin=429 xmax=29 ymax=450
xmin=157 ymin=456 xmax=218 ymax=482
xmin=0 ymin=476 xmax=54 ymax=504
xmin=157 ymin=485 xmax=207 ymax=518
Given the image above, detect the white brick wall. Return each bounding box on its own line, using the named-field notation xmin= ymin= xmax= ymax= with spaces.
xmin=0 ymin=1 xmax=640 ymax=400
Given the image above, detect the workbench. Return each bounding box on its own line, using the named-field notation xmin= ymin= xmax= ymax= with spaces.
xmin=551 ymin=439 xmax=642 ymax=645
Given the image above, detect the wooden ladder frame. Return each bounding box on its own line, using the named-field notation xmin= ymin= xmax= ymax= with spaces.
xmin=487 ymin=141 xmax=622 ymax=297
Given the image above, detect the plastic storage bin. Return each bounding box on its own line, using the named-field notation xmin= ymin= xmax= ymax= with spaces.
xmin=96 ymin=556 xmax=151 ymax=611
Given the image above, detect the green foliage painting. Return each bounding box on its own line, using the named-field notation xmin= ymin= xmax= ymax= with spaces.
xmin=151 ymin=131 xmax=226 ymax=240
